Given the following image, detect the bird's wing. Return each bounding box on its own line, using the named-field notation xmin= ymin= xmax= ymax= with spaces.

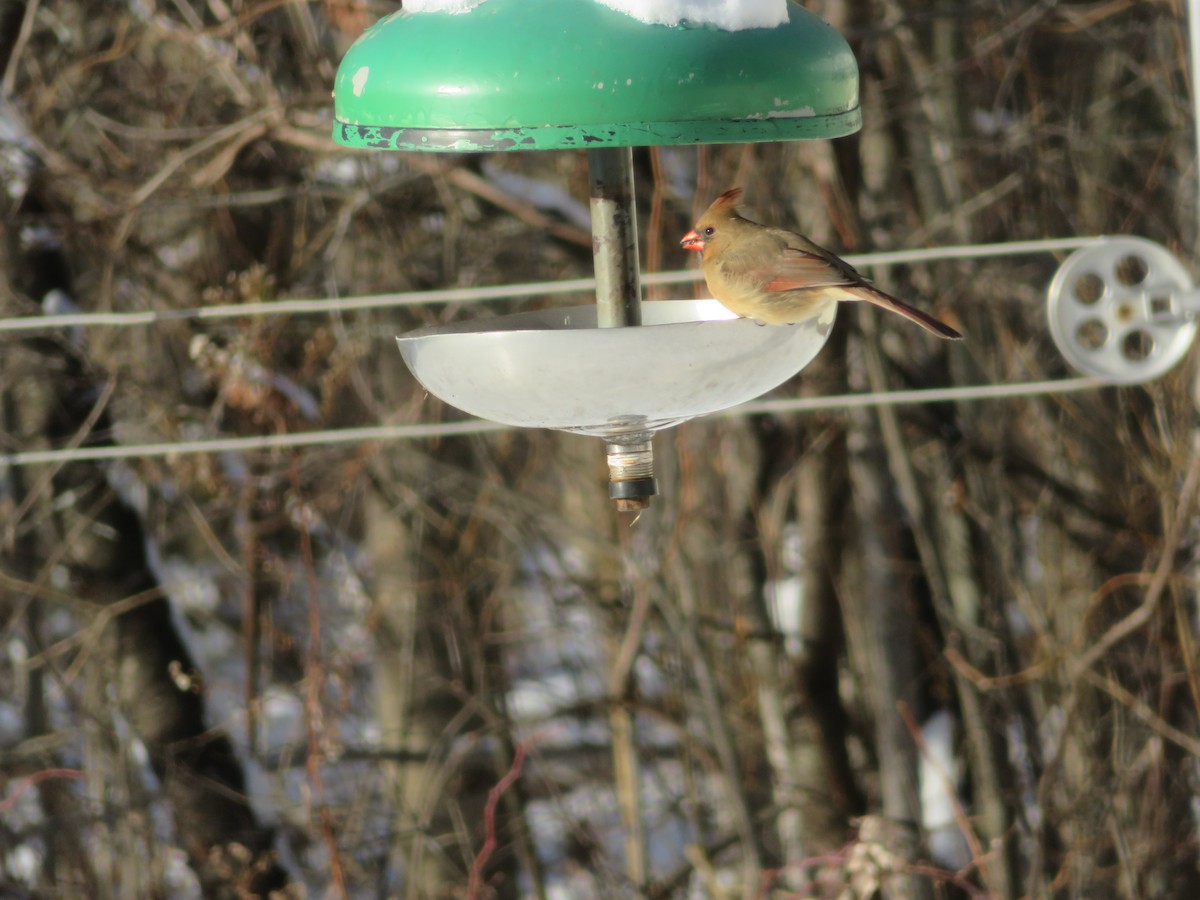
xmin=757 ymin=238 xmax=865 ymax=293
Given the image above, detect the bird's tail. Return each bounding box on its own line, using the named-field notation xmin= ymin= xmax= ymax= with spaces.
xmin=848 ymin=285 xmax=962 ymax=340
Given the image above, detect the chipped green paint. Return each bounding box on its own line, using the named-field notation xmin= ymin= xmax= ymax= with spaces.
xmin=332 ymin=0 xmax=860 ymax=152
xmin=333 ymin=111 xmax=862 ymax=152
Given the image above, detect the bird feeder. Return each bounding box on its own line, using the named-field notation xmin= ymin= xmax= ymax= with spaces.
xmin=332 ymin=0 xmax=861 ymax=510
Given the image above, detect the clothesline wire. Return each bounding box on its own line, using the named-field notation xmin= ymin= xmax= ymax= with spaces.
xmin=0 ymin=235 xmax=1118 ymax=467
xmin=0 ymin=378 xmax=1108 ymax=468
xmin=0 ymin=236 xmax=1103 ymax=334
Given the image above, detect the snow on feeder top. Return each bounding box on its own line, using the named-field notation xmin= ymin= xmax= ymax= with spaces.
xmin=331 ymin=0 xmax=861 ymax=152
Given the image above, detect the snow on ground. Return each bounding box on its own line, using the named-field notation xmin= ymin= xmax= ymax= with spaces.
xmin=919 ymin=710 xmax=972 ymax=870
xmin=765 ymin=522 xmax=806 ymax=655
xmin=0 ymin=99 xmax=34 ymax=204
xmin=510 ymin=544 xmax=721 ymax=891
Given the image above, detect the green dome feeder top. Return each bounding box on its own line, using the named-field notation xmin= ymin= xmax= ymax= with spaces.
xmin=331 ymin=0 xmax=861 ymax=152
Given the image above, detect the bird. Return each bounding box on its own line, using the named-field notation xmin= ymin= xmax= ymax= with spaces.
xmin=680 ymin=188 xmax=962 ymax=340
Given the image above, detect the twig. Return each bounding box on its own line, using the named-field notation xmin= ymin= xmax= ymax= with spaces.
xmin=5 ymin=376 xmax=117 ymax=552
xmin=0 ymin=566 xmax=166 ymax=682
xmin=190 ymin=121 xmax=270 ymax=187
xmin=126 ymin=108 xmax=279 ymax=209
xmin=944 ymin=646 xmax=1055 ymax=691
xmin=0 ymin=768 xmax=84 ymax=813
xmin=1 ymin=0 xmax=39 ymax=98
xmin=1071 ymin=453 xmax=1200 ymax=680
xmin=466 ymin=738 xmax=533 ymax=899
xmin=292 ymin=459 xmax=348 ymax=899
xmin=407 ymin=157 xmax=593 ymax=248
xmin=646 ymin=147 xmax=668 ymax=301
xmin=238 ymin=480 xmax=260 ymax=756
xmin=1080 ymin=669 xmax=1200 ymax=757
xmin=1033 ymin=456 xmax=1200 ymax=882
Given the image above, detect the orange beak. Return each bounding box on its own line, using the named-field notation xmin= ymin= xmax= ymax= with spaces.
xmin=680 ymin=229 xmax=704 ymax=253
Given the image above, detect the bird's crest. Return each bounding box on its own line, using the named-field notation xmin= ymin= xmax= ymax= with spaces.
xmin=711 ymin=188 xmax=743 ymax=212
xmin=695 ymin=188 xmax=744 ymax=231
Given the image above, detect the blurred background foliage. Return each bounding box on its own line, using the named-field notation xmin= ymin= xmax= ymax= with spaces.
xmin=2 ymin=1 xmax=1199 ymax=897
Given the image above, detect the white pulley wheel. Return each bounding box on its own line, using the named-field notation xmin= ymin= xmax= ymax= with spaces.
xmin=1047 ymin=237 xmax=1197 ymax=384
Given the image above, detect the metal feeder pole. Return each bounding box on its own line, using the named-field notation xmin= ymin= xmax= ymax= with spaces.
xmin=588 ymin=146 xmax=643 ymax=328
xmin=587 ymin=146 xmax=658 ymax=511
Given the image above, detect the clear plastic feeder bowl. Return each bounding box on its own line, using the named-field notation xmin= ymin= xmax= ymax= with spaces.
xmin=396 ymin=299 xmax=835 ymax=435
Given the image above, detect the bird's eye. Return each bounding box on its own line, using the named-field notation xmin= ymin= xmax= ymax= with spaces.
xmin=703 ymin=226 xmax=715 ymax=237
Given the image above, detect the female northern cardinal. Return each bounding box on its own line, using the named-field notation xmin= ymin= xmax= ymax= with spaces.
xmin=680 ymin=189 xmax=962 ymax=340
